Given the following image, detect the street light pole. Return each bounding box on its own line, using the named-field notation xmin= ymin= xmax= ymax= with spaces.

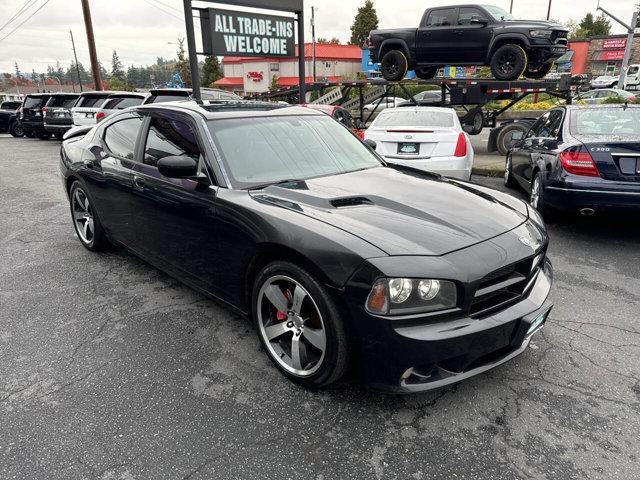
xmin=311 ymin=6 xmax=316 ymax=82
xmin=597 ymin=3 xmax=639 ymax=89
xmin=546 ymin=0 xmax=552 ymax=20
xmin=509 ymin=0 xmax=514 ymax=14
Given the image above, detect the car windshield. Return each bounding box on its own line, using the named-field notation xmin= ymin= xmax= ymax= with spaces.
xmin=148 ymin=94 xmax=189 ymax=104
xmin=571 ymin=108 xmax=640 ymax=135
xmin=372 ymin=109 xmax=454 ymax=128
xmin=76 ymin=95 xmax=109 ymax=108
xmin=47 ymin=96 xmax=78 ymax=108
xmin=483 ymin=5 xmax=514 ymax=21
xmin=207 ymin=115 xmax=382 ymax=189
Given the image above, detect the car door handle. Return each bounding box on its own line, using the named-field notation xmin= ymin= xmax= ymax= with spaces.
xmin=133 ymin=176 xmax=145 ymax=190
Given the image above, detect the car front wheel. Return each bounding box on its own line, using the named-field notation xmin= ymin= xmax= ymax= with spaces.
xmin=69 ymin=181 xmax=108 ymax=251
xmin=9 ymin=122 xmax=24 ymax=137
xmin=380 ymin=49 xmax=409 ymax=81
xmin=252 ymin=261 xmax=348 ymax=389
xmin=490 ymin=44 xmax=528 ymax=81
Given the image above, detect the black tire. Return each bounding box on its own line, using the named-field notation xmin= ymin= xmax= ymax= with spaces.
xmin=490 ymin=44 xmax=528 ymax=81
xmin=252 ymin=261 xmax=348 ymax=389
xmin=497 ymin=122 xmax=529 ymax=156
xmin=504 ymin=154 xmax=518 ymax=188
xmin=380 ymin=49 xmax=409 ymax=81
xmin=24 ymin=130 xmax=35 ymax=138
xmin=69 ymin=181 xmax=108 ymax=251
xmin=9 ymin=122 xmax=24 ymax=137
xmin=415 ymin=67 xmax=438 ymax=80
xmin=523 ymin=62 xmax=553 ymax=80
xmin=55 ymin=132 xmax=64 ymax=140
xmin=529 ymin=171 xmax=557 ymax=221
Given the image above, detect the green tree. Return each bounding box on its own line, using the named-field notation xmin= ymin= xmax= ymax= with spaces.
xmin=175 ymin=38 xmax=191 ymax=87
xmin=317 ymin=37 xmax=342 ymax=45
xmin=574 ymin=13 xmax=611 ymax=38
xmin=349 ymin=0 xmax=378 ymax=46
xmin=111 ymin=50 xmax=125 ymax=80
xmin=269 ymin=75 xmax=279 ymax=92
xmin=200 ymin=55 xmax=223 ymax=87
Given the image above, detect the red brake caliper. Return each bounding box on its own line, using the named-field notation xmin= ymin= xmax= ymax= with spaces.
xmin=275 ymin=290 xmax=291 ymax=321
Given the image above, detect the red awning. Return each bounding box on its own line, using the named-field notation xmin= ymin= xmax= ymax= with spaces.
xmin=213 ymin=77 xmax=243 ymax=86
xmin=591 ymin=50 xmax=625 ymax=61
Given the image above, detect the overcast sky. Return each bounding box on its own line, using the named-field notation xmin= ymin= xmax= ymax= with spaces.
xmin=0 ymin=0 xmax=636 ymax=74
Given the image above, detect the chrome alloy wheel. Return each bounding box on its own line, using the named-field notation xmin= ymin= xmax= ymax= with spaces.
xmin=72 ymin=188 xmax=95 ymax=244
xmin=530 ymin=176 xmax=540 ymax=209
xmin=257 ymin=275 xmax=327 ymax=377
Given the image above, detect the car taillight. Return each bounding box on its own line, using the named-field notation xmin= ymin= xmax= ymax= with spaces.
xmin=559 ymin=151 xmax=600 ymax=177
xmin=41 ymin=106 xmax=46 ymax=117
xmin=454 ymin=132 xmax=467 ymax=157
xmin=95 ymin=111 xmax=105 ymax=122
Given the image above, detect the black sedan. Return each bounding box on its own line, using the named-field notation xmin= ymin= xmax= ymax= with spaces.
xmin=505 ymin=105 xmax=640 ymax=217
xmin=59 ymin=101 xmax=553 ymax=393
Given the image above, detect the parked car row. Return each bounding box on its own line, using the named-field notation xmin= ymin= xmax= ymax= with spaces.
xmin=8 ymin=87 xmax=242 ymax=140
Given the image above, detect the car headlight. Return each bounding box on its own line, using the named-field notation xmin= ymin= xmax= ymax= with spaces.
xmin=366 ymin=278 xmax=457 ymax=315
xmin=530 ymin=30 xmax=552 ymax=38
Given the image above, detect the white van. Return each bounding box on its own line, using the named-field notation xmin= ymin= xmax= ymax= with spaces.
xmin=624 ymin=64 xmax=640 ymax=90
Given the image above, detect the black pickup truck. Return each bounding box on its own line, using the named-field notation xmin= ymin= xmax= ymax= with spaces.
xmin=367 ymin=4 xmax=568 ymax=82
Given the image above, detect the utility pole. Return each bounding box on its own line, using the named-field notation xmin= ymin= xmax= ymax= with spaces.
xmin=546 ymin=0 xmax=552 ymax=20
xmin=70 ymin=30 xmax=83 ymax=92
xmin=597 ymin=2 xmax=639 ymax=89
xmin=80 ymin=0 xmax=102 ymax=90
xmin=311 ymin=6 xmax=316 ymax=82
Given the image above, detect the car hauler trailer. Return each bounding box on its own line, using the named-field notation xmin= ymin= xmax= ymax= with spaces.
xmin=246 ymin=74 xmax=588 ymax=155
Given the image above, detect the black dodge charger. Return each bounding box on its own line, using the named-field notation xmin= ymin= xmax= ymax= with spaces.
xmin=60 ymin=101 xmax=553 ymax=393
xmin=506 ymin=104 xmax=640 ymax=217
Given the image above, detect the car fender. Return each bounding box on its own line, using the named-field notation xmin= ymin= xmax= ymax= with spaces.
xmin=486 ymin=33 xmax=532 ymax=62
xmin=379 ymin=39 xmax=414 ymax=65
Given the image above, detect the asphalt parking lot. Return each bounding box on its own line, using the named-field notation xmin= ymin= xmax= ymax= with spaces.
xmin=1 ymin=135 xmax=639 ymax=480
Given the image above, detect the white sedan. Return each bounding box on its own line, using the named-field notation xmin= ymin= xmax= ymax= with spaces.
xmin=364 ymin=106 xmax=474 ymax=181
xmin=362 ymin=96 xmax=405 ymax=112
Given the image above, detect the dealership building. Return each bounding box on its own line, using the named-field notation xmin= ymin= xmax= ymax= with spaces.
xmin=214 ymin=43 xmax=362 ymax=94
xmin=568 ymin=34 xmax=639 ymax=76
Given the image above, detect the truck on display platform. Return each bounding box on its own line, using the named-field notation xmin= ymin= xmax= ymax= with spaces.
xmin=366 ymin=4 xmax=568 ymax=82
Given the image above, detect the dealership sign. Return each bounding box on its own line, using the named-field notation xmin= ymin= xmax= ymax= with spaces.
xmin=204 ymin=8 xmax=295 ymax=57
xmin=603 ymin=38 xmax=626 ymax=49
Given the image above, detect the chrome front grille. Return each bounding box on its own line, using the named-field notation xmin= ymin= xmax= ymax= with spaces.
xmin=469 ymin=254 xmax=544 ymax=318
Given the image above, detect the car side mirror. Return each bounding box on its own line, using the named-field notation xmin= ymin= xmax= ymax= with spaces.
xmin=157 ymin=155 xmax=199 ymax=179
xmin=355 ymin=120 xmax=366 ymax=130
xmin=364 ymin=139 xmax=377 ymax=149
xmin=470 ymin=16 xmax=488 ymax=25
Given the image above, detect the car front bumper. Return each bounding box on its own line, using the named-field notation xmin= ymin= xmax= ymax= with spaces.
xmin=343 ymin=235 xmax=553 ymax=393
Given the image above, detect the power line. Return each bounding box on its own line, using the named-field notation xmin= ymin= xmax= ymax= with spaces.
xmin=0 ymin=0 xmax=52 ymax=43
xmin=0 ymin=0 xmax=38 ymax=32
xmin=142 ymin=0 xmax=183 ymax=22
xmin=152 ymin=0 xmax=182 ymax=13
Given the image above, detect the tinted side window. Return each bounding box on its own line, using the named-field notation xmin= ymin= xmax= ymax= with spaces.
xmin=143 ymin=116 xmax=201 ymax=167
xmin=104 ymin=97 xmax=144 ymax=110
xmin=526 ymin=113 xmax=550 ymax=138
xmin=103 ymin=117 xmax=143 ymax=160
xmin=425 ymin=8 xmax=456 ymax=27
xmin=458 ymin=7 xmax=487 ymax=25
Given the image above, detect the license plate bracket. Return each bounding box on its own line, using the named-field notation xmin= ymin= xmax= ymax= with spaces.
xmin=397 ymin=142 xmax=418 ymax=155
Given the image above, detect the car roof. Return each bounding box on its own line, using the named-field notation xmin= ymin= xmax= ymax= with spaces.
xmin=25 ymin=93 xmax=51 ymax=98
xmin=77 ymin=90 xmax=127 ymax=97
xmin=377 ymin=105 xmax=455 ymax=113
xmin=106 ymin=92 xmax=146 ymax=98
xmin=136 ymin=100 xmax=320 ymax=120
xmin=47 ymin=92 xmax=80 ymax=97
xmin=565 ymin=104 xmax=640 ymax=110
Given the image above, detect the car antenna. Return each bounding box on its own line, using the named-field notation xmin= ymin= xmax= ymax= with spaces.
xmin=623 ymin=100 xmax=628 ymax=111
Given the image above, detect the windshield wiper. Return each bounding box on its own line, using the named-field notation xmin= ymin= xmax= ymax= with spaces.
xmin=247 ymin=178 xmax=306 ymax=191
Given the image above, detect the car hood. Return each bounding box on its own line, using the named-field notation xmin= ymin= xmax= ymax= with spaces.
xmin=250 ymin=167 xmax=529 ymax=256
xmin=500 ymin=20 xmax=566 ymax=29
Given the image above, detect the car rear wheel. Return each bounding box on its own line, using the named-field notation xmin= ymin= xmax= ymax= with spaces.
xmin=415 ymin=67 xmax=438 ymax=80
xmin=24 ymin=130 xmax=35 ymax=138
xmin=69 ymin=181 xmax=108 ymax=251
xmin=381 ymin=50 xmax=409 ymax=81
xmin=252 ymin=261 xmax=348 ymax=389
xmin=529 ymin=171 xmax=557 ymax=221
xmin=490 ymin=44 xmax=528 ymax=81
xmin=523 ymin=62 xmax=553 ymax=79
xmin=497 ymin=122 xmax=529 ymax=156
xmin=9 ymin=122 xmax=24 ymax=137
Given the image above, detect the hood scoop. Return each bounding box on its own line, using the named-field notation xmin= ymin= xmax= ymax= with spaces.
xmin=330 ymin=196 xmax=373 ymax=208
